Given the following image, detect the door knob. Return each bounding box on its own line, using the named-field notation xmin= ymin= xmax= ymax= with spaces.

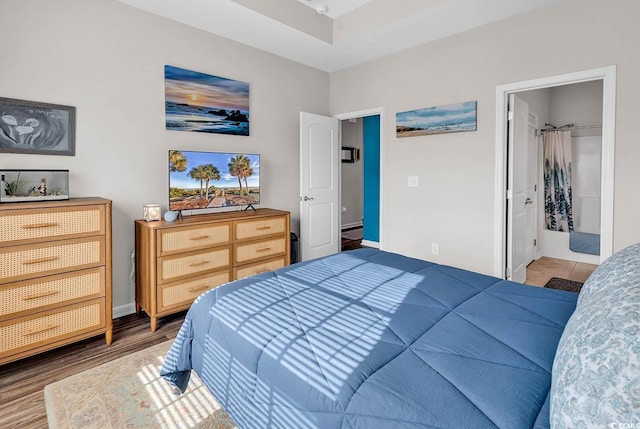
xmin=303 ymin=196 xmax=314 ymax=201
xmin=525 ymin=198 xmax=533 ymax=205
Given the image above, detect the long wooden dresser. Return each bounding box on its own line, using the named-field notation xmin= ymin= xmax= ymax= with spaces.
xmin=135 ymin=208 xmax=290 ymax=331
xmin=0 ymin=197 xmax=112 ymax=365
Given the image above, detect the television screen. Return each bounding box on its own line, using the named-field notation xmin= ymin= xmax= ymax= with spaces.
xmin=169 ymin=150 xmax=260 ymax=211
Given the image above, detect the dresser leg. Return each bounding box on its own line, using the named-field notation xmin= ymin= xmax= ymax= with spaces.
xmin=151 ymin=317 xmax=157 ymax=332
xmin=135 ymin=301 xmax=141 ymax=314
xmin=105 ymin=329 xmax=113 ymax=345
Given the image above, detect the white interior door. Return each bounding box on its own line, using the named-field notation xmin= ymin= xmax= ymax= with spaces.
xmin=525 ymin=113 xmax=538 ymax=264
xmin=300 ymin=111 xmax=340 ymax=261
xmin=506 ymin=94 xmax=529 ymax=283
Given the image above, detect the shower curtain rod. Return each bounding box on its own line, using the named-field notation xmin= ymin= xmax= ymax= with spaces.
xmin=540 ymin=122 xmax=602 ymax=133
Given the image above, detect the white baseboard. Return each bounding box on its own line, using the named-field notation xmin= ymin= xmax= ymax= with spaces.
xmin=361 ymin=239 xmax=379 ymax=248
xmin=112 ymin=302 xmax=137 ymax=319
xmin=342 ymin=222 xmax=363 ymax=230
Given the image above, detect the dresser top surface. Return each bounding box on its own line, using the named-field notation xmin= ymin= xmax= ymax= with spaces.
xmin=0 ymin=197 xmax=111 ymax=211
xmin=135 ymin=208 xmax=289 ymax=230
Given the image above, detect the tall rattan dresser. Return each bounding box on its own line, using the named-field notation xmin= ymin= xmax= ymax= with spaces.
xmin=0 ymin=197 xmax=112 ymax=365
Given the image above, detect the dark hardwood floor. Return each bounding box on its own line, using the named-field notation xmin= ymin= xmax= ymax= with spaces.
xmin=0 ymin=311 xmax=187 ymax=429
xmin=341 ymin=226 xmax=363 ymax=251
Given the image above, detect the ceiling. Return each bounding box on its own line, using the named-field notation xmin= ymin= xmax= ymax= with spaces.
xmin=295 ymin=0 xmax=374 ymax=18
xmin=117 ymin=0 xmax=558 ymax=72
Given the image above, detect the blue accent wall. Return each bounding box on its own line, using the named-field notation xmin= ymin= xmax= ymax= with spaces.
xmin=363 ymin=115 xmax=380 ymax=242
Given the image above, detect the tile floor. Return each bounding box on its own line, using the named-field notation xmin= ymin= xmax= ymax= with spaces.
xmin=525 ymin=256 xmax=598 ymax=287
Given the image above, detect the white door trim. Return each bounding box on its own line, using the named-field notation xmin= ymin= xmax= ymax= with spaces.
xmin=494 ymin=66 xmax=616 ymax=278
xmin=334 ymin=107 xmax=385 ymax=249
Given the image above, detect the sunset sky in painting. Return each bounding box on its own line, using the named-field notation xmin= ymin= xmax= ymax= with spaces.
xmin=164 ymin=65 xmax=249 ymax=111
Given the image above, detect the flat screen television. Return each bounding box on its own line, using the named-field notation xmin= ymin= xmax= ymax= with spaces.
xmin=169 ymin=150 xmax=260 ymax=211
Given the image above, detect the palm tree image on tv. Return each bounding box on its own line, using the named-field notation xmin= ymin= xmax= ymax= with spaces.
xmin=169 ymin=150 xmax=260 ymax=211
xmin=228 ymin=154 xmax=255 ymax=197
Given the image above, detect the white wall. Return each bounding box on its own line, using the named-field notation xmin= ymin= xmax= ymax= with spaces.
xmin=0 ymin=0 xmax=329 ymax=313
xmin=340 ymin=119 xmax=364 ymax=228
xmin=330 ymin=0 xmax=640 ymax=275
xmin=550 ymin=80 xmax=603 ymax=137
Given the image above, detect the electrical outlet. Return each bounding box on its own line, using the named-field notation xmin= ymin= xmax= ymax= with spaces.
xmin=432 ymin=243 xmax=439 ymax=255
xmin=408 ymin=175 xmax=418 ymax=187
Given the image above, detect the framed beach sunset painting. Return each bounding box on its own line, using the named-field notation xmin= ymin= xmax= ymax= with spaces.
xmin=164 ymin=65 xmax=250 ymax=136
xmin=396 ymin=101 xmax=477 ymax=137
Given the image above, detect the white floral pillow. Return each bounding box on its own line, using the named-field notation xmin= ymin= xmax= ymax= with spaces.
xmin=550 ymin=243 xmax=640 ymax=428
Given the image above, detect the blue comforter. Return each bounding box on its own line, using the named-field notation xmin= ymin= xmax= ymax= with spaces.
xmin=161 ymin=249 xmax=577 ymax=428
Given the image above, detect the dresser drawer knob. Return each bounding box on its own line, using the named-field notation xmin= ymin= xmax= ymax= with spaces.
xmin=189 ymin=235 xmax=210 ymax=240
xmin=24 ymin=324 xmax=58 ymax=336
xmin=256 ymin=269 xmax=269 ymax=274
xmin=188 ymin=260 xmax=209 ymax=267
xmin=22 ymin=222 xmax=60 ymax=229
xmin=22 ymin=256 xmax=59 ymax=265
xmin=188 ymin=284 xmax=210 ymax=293
xmin=22 ymin=290 xmax=59 ymax=300
xmin=256 ymin=247 xmax=272 ymax=252
xmin=256 ymin=226 xmax=272 ymax=231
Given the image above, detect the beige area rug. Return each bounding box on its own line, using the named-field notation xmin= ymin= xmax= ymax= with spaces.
xmin=44 ymin=340 xmax=236 ymax=429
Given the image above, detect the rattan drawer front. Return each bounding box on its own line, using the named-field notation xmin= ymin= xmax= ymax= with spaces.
xmin=0 ymin=206 xmax=103 ymax=245
xmin=0 ymin=300 xmax=104 ymax=356
xmin=0 ymin=268 xmax=105 ymax=318
xmin=159 ymin=270 xmax=231 ymax=311
xmin=0 ymin=237 xmax=104 ymax=284
xmin=158 ymin=247 xmax=231 ymax=284
xmin=158 ymin=223 xmax=231 ymax=256
xmin=235 ymin=237 xmax=286 ymax=264
xmin=234 ymin=256 xmax=287 ymax=280
xmin=235 ymin=217 xmax=286 ymax=241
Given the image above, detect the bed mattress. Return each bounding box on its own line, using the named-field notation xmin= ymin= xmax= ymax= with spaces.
xmin=161 ymin=248 xmax=577 ymax=428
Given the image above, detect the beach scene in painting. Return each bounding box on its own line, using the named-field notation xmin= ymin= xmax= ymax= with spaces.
xmin=165 ymin=65 xmax=250 ymax=136
xmin=396 ymin=101 xmax=477 ymax=137
xmin=169 ymin=150 xmax=259 ymax=211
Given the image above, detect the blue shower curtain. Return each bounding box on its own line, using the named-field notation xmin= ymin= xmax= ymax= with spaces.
xmin=543 ymin=130 xmax=574 ymax=232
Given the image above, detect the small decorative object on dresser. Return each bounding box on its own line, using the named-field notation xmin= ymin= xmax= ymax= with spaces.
xmin=0 ymin=197 xmax=113 ymax=365
xmin=135 ymin=208 xmax=290 ymax=331
xmin=143 ymin=203 xmax=161 ymax=222
xmin=163 ymin=210 xmax=178 ymax=222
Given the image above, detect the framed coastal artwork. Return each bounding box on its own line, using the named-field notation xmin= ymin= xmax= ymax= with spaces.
xmin=164 ymin=65 xmax=250 ymax=136
xmin=0 ymin=97 xmax=75 ymax=155
xmin=396 ymin=101 xmax=477 ymax=138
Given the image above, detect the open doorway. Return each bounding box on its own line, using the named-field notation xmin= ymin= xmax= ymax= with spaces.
xmin=517 ymin=82 xmax=603 ymax=285
xmin=299 ymin=108 xmax=383 ymax=261
xmin=340 ymin=116 xmax=381 ymax=251
xmin=494 ymin=66 xmax=616 ymax=281
xmin=335 ymin=108 xmax=384 ymax=252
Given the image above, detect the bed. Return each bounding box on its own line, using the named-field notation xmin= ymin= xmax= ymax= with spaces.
xmin=160 ymin=246 xmax=640 ymax=428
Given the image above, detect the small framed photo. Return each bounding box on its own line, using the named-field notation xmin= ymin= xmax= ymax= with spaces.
xmin=341 ymin=146 xmax=359 ymax=163
xmin=0 ymin=97 xmax=75 ymax=156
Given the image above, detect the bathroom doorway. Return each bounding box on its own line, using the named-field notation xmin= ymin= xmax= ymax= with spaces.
xmin=518 ymin=80 xmax=603 ymax=266
xmin=495 ymin=66 xmax=616 ymax=281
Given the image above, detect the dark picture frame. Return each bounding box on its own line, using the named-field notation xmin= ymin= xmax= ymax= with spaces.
xmin=341 ymin=146 xmax=360 ymax=163
xmin=0 ymin=97 xmax=75 ymax=156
